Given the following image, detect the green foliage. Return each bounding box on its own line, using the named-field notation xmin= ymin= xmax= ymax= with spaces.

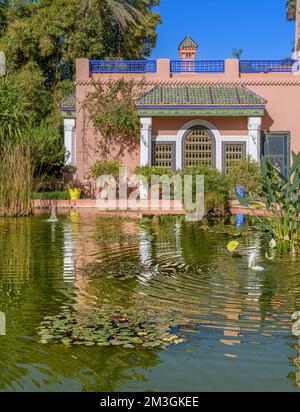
xmin=0 ymin=1 xmax=161 ymax=87
xmin=0 ymin=1 xmax=8 ymax=36
xmin=136 ymin=165 xmax=231 ymax=213
xmin=183 ymin=165 xmax=231 ymax=212
xmin=90 ymin=160 xmax=123 ymax=180
xmin=11 ymin=61 xmax=49 ymax=124
xmin=84 ymin=79 xmax=145 ymax=160
xmin=232 ymin=48 xmax=244 ymax=59
xmin=66 ymin=179 xmax=83 ymax=190
xmin=287 ymin=0 xmax=296 ymax=20
xmin=32 ymin=191 xmax=69 ymax=200
xmin=135 ymin=165 xmax=174 ymax=182
xmin=238 ymin=153 xmax=300 ymax=244
xmin=0 ymin=77 xmax=29 ymax=141
xmin=183 ymin=165 xmax=231 ymax=195
xmin=226 ymin=157 xmax=262 ymax=196
xmin=37 ymin=307 xmax=184 ymax=349
xmin=24 ymin=122 xmax=65 ymax=177
xmin=0 ymin=143 xmax=33 ymax=216
xmin=0 ymin=0 xmax=161 ymax=139
xmin=0 ymin=79 xmax=65 ymax=214
xmin=32 ymin=175 xmax=64 ymax=192
xmin=0 ymin=1 xmax=161 ymax=207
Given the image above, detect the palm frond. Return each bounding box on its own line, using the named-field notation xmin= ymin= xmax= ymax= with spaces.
xmin=287 ymin=0 xmax=297 ymax=21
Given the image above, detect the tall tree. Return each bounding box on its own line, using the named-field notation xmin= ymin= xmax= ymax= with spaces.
xmin=0 ymin=0 xmax=161 ymax=124
xmin=0 ymin=0 xmax=161 ymax=87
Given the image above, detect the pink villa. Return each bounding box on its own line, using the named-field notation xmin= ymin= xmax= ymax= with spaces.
xmin=61 ymin=15 xmax=300 ymax=184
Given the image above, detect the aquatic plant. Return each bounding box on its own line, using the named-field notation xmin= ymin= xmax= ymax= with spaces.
xmin=81 ymin=260 xmax=146 ymax=281
xmin=37 ymin=308 xmax=185 ymax=349
xmin=238 ymin=153 xmax=300 ymax=244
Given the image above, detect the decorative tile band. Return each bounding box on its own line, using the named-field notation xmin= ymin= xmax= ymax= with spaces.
xmin=137 ymin=108 xmax=265 ymax=117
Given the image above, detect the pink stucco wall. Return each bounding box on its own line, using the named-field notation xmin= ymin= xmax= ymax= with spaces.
xmin=152 ymin=116 xmax=248 ymax=136
xmin=75 ymin=58 xmax=300 ymax=181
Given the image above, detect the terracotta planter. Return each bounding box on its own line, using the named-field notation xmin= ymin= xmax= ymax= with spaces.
xmin=68 ymin=188 xmax=81 ymax=200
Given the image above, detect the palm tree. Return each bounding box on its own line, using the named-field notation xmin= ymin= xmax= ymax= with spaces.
xmin=81 ymin=0 xmax=147 ymax=29
xmin=287 ymin=0 xmax=297 ymax=21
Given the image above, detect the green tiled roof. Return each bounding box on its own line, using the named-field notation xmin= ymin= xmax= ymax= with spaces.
xmin=137 ymin=85 xmax=266 ymax=107
xmin=179 ymin=36 xmax=198 ymax=49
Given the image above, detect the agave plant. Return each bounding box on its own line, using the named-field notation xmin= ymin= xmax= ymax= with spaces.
xmin=238 ymin=152 xmax=300 ymax=244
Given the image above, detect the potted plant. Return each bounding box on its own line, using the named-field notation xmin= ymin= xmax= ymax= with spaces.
xmin=64 ymin=164 xmax=77 ymax=175
xmin=67 ymin=180 xmax=82 ymax=200
xmin=226 ymin=157 xmax=262 ymax=198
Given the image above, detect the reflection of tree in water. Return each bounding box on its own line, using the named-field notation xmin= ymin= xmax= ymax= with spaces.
xmin=2 ymin=215 xmax=300 ymax=390
xmin=287 ymin=339 xmax=300 ymax=391
xmin=295 ymin=344 xmax=300 ymax=389
xmin=0 ymin=343 xmax=160 ymax=392
xmin=0 ymin=217 xmax=69 ymax=319
xmin=0 ymin=216 xmax=161 ymax=391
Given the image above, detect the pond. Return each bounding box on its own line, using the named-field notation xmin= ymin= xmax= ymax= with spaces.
xmin=0 ymin=213 xmax=299 ymax=392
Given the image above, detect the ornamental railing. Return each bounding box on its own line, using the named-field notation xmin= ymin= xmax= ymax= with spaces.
xmin=89 ymin=60 xmax=157 ymax=73
xmin=239 ymin=60 xmax=297 ymax=73
xmin=171 ymin=60 xmax=225 ymax=73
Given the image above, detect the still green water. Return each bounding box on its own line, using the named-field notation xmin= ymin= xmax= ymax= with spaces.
xmin=0 ymin=214 xmax=299 ymax=392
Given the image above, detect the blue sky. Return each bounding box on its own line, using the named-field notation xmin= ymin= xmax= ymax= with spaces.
xmin=150 ymin=0 xmax=295 ymax=60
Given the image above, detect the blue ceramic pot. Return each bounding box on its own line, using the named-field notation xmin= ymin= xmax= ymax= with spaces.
xmin=235 ymin=187 xmax=247 ymax=197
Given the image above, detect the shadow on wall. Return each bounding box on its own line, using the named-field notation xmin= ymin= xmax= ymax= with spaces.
xmin=261 ymin=110 xmax=274 ymax=131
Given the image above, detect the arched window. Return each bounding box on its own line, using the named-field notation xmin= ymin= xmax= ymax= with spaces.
xmin=184 ymin=127 xmax=215 ymax=167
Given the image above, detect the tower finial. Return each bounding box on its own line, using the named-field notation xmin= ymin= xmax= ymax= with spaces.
xmin=179 ymin=36 xmax=198 ymax=61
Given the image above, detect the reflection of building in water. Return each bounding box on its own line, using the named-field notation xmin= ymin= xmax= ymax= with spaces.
xmin=71 ymin=212 xmax=142 ymax=308
xmin=64 ymin=213 xmax=300 ymax=385
xmin=62 ymin=216 xmax=77 ymax=283
xmin=219 ymin=236 xmax=263 ymax=349
xmin=139 ymin=226 xmax=152 ymax=280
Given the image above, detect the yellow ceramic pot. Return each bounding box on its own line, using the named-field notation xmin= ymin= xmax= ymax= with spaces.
xmin=69 ymin=188 xmax=81 ymax=200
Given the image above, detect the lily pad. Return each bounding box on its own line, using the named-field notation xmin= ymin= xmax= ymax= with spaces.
xmin=37 ymin=306 xmax=186 ymax=350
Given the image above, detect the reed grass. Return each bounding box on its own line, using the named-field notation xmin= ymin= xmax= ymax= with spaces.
xmin=0 ymin=143 xmax=33 ymax=217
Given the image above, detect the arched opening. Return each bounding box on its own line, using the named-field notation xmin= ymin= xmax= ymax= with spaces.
xmin=183 ymin=126 xmax=215 ymax=168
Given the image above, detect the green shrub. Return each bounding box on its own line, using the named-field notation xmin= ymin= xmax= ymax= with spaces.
xmin=135 ymin=165 xmax=174 ymax=182
xmin=32 ymin=175 xmax=64 ymax=192
xmin=90 ymin=160 xmax=123 ymax=180
xmin=182 ymin=165 xmax=231 ymax=213
xmin=239 ymin=152 xmax=300 ymax=244
xmin=226 ymin=157 xmax=262 ymax=196
xmin=32 ymin=191 xmax=70 ymax=200
xmin=66 ymin=179 xmax=83 ymax=190
xmin=136 ymin=165 xmax=231 ymax=213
